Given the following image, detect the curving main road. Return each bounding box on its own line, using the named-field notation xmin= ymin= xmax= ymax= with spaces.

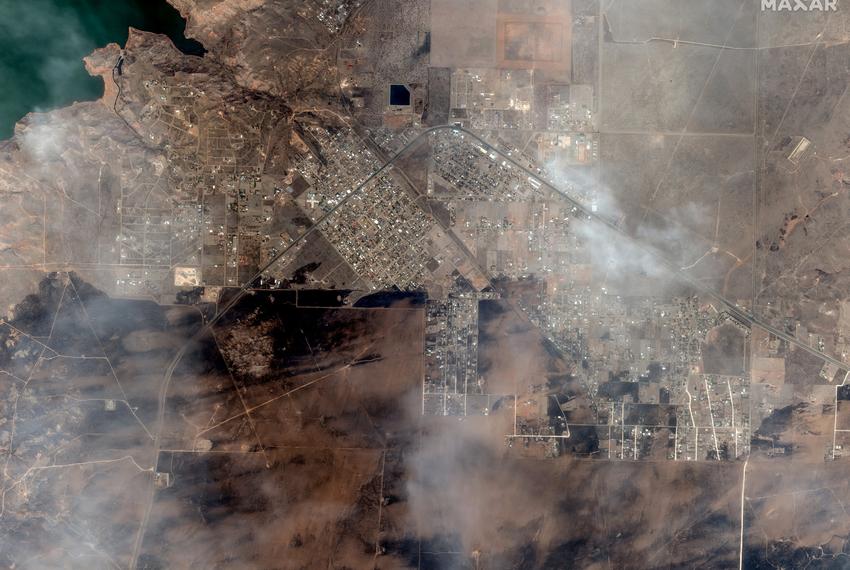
xmin=128 ymin=124 xmax=846 ymax=568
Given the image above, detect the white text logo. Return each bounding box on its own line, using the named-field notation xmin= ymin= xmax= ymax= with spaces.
xmin=762 ymin=0 xmax=838 ymax=10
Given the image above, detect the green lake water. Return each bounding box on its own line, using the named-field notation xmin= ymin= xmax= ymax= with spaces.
xmin=0 ymin=0 xmax=205 ymax=139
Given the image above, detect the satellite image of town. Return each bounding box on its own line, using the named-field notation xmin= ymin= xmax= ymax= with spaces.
xmin=4 ymin=0 xmax=850 ymax=568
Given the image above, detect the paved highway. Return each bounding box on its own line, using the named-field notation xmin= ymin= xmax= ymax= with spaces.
xmin=452 ymin=127 xmax=848 ymax=372
xmin=128 ymin=124 xmax=443 ymax=569
xmin=129 ymin=123 xmax=845 ymax=568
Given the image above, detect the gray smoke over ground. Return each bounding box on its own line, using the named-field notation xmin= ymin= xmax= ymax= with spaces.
xmin=17 ymin=119 xmax=67 ymax=164
xmin=395 ymin=147 xmax=731 ymax=567
xmin=401 ymin=311 xmax=566 ymax=567
xmin=545 ymin=155 xmax=713 ymax=293
xmin=405 ymin=416 xmax=551 ymax=567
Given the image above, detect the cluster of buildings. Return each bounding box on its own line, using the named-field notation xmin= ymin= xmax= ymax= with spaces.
xmin=428 ymin=130 xmax=545 ymax=202
xmin=315 ymin=0 xmax=362 ymax=33
xmin=414 ymin=131 xmax=755 ymax=461
xmin=448 ymin=69 xmax=596 ymax=134
xmin=319 ymin=174 xmax=434 ymax=290
xmin=112 ymin=62 xmax=774 ymax=465
xmin=423 ymin=290 xmax=500 ymax=417
xmin=289 ymin=126 xmax=381 ymax=217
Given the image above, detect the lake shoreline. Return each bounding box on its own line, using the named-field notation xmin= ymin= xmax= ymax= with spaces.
xmin=0 ymin=0 xmax=204 ymax=139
